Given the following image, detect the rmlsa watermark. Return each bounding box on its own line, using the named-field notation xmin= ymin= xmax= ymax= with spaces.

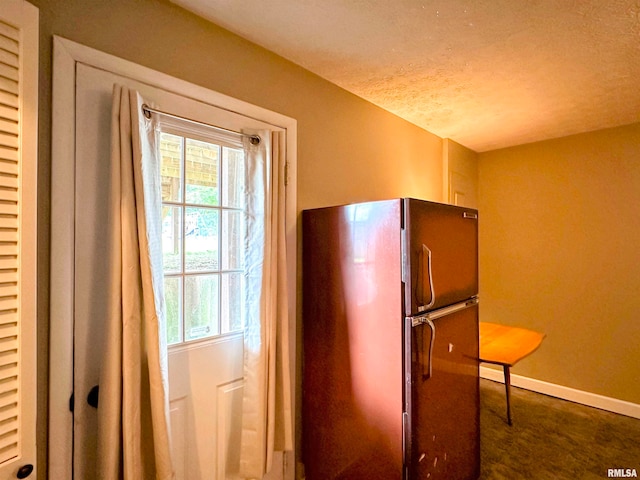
xmin=608 ymin=469 xmax=638 ymax=478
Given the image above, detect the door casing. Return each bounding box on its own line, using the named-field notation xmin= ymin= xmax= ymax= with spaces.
xmin=49 ymin=36 xmax=297 ymax=479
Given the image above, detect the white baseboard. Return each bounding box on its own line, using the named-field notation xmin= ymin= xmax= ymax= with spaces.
xmin=480 ymin=366 xmax=640 ymax=420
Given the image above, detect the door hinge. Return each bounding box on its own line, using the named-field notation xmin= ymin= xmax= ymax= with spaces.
xmin=69 ymin=392 xmax=74 ymax=412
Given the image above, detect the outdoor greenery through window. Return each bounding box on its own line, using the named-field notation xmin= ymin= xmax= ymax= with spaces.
xmin=160 ymin=128 xmax=246 ymax=345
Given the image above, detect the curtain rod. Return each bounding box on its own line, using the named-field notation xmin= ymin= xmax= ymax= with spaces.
xmin=141 ymin=104 xmax=261 ymax=145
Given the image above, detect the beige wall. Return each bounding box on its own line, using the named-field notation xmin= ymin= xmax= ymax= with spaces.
xmin=32 ymin=0 xmax=444 ymax=477
xmin=478 ymin=122 xmax=640 ymax=404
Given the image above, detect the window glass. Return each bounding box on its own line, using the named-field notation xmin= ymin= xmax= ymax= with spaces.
xmin=185 ymin=138 xmax=219 ymax=206
xmin=164 ymin=276 xmax=182 ymax=344
xmin=185 ymin=274 xmax=220 ymax=340
xmin=222 ymin=146 xmax=244 ymax=208
xmin=184 ymin=207 xmax=219 ymax=272
xmin=160 ymin=133 xmax=183 ymax=202
xmin=162 ymin=206 xmax=182 ymax=274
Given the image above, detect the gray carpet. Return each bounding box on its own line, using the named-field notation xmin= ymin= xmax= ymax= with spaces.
xmin=480 ymin=378 xmax=640 ymax=479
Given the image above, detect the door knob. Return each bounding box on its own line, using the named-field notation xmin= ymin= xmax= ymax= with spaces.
xmin=87 ymin=385 xmax=99 ymax=408
xmin=16 ymin=464 xmax=33 ymax=478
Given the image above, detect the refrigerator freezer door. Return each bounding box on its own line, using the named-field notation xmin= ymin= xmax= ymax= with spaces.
xmin=404 ymin=199 xmax=478 ymax=316
xmin=409 ymin=303 xmax=480 ymax=480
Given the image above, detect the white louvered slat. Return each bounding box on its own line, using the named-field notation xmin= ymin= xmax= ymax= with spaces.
xmin=0 ymin=243 xmax=17 ymax=256
xmin=0 ymin=63 xmax=18 ymax=82
xmin=0 ymin=321 xmax=17 ymax=337
xmin=0 ymin=156 xmax=20 ymax=177
xmin=0 ymin=445 xmax=18 ymax=464
xmin=0 ymin=416 xmax=17 ymax=437
xmin=0 ymin=16 xmax=19 ymax=39
xmin=0 ymin=367 xmax=17 ymax=383
xmin=0 ymin=119 xmax=19 ymax=136
xmin=0 ymin=77 xmax=18 ymax=96
xmin=0 ymin=177 xmax=18 ymax=190
xmin=0 ymin=34 xmax=19 ymax=54
xmin=0 ymin=105 xmax=19 ymax=123
xmin=0 ymin=230 xmax=17 ymax=242
xmin=0 ymin=346 xmax=16 ymax=363
xmin=0 ymin=189 xmax=17 ymax=202
xmin=0 ymin=425 xmax=18 ymax=450
xmin=0 ymin=383 xmax=16 ymax=399
xmin=0 ymin=408 xmax=17 ymax=428
xmin=0 ymin=366 xmax=17 ymax=387
xmin=0 ymin=352 xmax=17 ymax=370
xmin=0 ymin=160 xmax=18 ymax=176
xmin=0 ymin=438 xmax=18 ymax=460
xmin=0 ymin=244 xmax=17 ymax=256
xmin=0 ymin=209 xmax=17 ymax=221
xmin=0 ymin=283 xmax=17 ymax=296
xmin=0 ymin=389 xmax=18 ymax=410
xmin=0 ymin=216 xmax=17 ymax=228
xmin=0 ymin=312 xmax=17 ymax=327
xmin=0 ymin=49 xmax=18 ymax=69
xmin=0 ymin=270 xmax=17 ymax=283
xmin=0 ymin=91 xmax=18 ymax=108
xmin=0 ymin=381 xmax=17 ymax=402
xmin=0 ymin=297 xmax=17 ymax=311
xmin=0 ymin=132 xmax=17 ymax=150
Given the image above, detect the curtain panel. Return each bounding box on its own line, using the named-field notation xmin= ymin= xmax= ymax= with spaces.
xmin=97 ymin=85 xmax=174 ymax=480
xmin=240 ymin=131 xmax=293 ymax=478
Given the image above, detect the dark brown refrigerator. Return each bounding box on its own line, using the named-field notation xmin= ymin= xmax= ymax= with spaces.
xmin=302 ymin=198 xmax=480 ymax=480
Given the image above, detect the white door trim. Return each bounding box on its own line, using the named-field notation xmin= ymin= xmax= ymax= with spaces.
xmin=49 ymin=36 xmax=298 ymax=479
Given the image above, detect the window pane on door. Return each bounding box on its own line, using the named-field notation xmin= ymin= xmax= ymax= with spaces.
xmin=221 ymin=273 xmax=243 ymax=334
xmin=162 ymin=206 xmax=182 ymax=274
xmin=160 ymin=133 xmax=183 ymax=202
xmin=185 ymin=274 xmax=220 ymax=340
xmin=185 ymin=207 xmax=219 ymax=272
xmin=222 ymin=146 xmax=244 ymax=208
xmin=165 ymin=276 xmax=182 ymax=344
xmin=186 ymin=138 xmax=219 ymax=206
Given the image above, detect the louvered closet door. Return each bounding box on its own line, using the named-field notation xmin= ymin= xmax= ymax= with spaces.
xmin=0 ymin=1 xmax=38 ymax=478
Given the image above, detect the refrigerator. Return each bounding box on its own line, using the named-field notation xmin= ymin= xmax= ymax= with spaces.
xmin=302 ymin=198 xmax=480 ymax=480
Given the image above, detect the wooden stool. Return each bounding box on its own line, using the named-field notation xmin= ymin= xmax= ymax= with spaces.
xmin=479 ymin=322 xmax=545 ymax=425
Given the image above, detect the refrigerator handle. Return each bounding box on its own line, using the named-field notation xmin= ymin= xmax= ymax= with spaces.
xmin=423 ymin=318 xmax=436 ymax=380
xmin=418 ymin=244 xmax=436 ymax=312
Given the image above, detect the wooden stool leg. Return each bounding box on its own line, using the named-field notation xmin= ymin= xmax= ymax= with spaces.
xmin=503 ymin=365 xmax=512 ymax=426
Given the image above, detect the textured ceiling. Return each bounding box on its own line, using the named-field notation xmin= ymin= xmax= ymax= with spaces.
xmin=171 ymin=0 xmax=640 ymax=152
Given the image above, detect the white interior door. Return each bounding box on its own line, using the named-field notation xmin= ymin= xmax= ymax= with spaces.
xmin=72 ymin=62 xmax=277 ymax=479
xmin=449 ymin=171 xmax=476 ymax=208
xmin=0 ymin=1 xmax=37 ymax=478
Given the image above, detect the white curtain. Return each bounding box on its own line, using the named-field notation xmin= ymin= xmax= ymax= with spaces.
xmin=97 ymin=85 xmax=174 ymax=480
xmin=239 ymin=131 xmax=293 ymax=478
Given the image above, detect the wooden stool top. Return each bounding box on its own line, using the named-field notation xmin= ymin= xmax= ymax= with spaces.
xmin=479 ymin=322 xmax=545 ymax=367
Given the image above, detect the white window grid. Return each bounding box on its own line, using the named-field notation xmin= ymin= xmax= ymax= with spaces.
xmin=159 ymin=125 xmax=246 ymax=345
